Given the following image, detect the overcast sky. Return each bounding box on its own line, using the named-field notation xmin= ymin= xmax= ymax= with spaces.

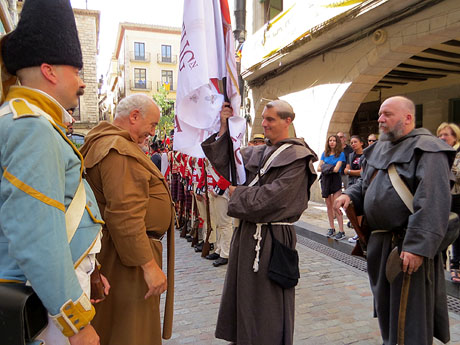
xmin=70 ymin=0 xmax=184 ymax=76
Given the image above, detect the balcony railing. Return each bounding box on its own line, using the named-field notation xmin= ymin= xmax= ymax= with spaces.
xmin=130 ymin=51 xmax=151 ymax=62
xmin=157 ymin=54 xmax=177 ymax=64
xmin=157 ymin=81 xmax=174 ymax=92
xmin=130 ymin=80 xmax=152 ymax=91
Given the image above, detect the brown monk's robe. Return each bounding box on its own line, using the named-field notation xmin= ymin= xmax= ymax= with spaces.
xmin=80 ymin=121 xmax=174 ymax=345
xmin=202 ymin=133 xmax=317 ymax=345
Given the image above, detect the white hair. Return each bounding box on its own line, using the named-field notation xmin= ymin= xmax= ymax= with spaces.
xmin=115 ymin=94 xmax=159 ymax=119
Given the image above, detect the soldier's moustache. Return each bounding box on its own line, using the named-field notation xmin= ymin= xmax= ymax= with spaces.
xmin=77 ymin=88 xmax=85 ymax=96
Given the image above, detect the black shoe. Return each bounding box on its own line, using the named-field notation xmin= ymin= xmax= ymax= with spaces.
xmin=206 ymin=253 xmax=220 ymax=260
xmin=194 ymin=241 xmax=203 ymax=252
xmin=213 ymin=257 xmax=228 ymax=267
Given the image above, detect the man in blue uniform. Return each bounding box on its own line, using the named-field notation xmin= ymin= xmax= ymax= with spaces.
xmin=0 ymin=0 xmax=106 ymax=344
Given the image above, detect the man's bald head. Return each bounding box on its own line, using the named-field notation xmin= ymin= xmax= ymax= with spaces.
xmin=378 ymin=96 xmax=416 ymax=141
xmin=386 ymin=96 xmax=416 ymax=124
xmin=265 ymin=99 xmax=295 ymax=121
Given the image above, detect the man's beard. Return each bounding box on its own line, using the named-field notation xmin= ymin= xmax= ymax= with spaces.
xmin=379 ymin=119 xmax=404 ymax=142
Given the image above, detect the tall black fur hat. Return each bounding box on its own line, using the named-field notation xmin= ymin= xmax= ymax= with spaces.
xmin=2 ymin=0 xmax=83 ymax=75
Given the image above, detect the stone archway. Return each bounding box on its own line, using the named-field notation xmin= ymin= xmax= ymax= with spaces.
xmin=328 ymin=2 xmax=460 ymax=136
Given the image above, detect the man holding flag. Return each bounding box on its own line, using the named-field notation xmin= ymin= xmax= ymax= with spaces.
xmin=202 ymin=99 xmax=318 ymax=345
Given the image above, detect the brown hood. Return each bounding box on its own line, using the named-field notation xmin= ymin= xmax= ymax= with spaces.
xmin=80 ymin=121 xmax=164 ymax=180
xmin=81 ymin=121 xmax=135 ymax=167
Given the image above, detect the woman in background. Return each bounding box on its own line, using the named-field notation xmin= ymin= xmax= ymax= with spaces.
xmin=318 ymin=135 xmax=346 ymax=240
xmin=437 ymin=122 xmax=460 ymax=282
xmin=344 ymin=135 xmax=365 ymax=243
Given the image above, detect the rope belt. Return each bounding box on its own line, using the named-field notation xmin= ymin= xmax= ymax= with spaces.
xmin=146 ymin=231 xmax=165 ymax=242
xmin=253 ymin=222 xmax=293 ymax=273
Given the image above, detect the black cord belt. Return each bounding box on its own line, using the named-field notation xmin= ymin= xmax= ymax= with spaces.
xmin=146 ymin=231 xmax=165 ymax=241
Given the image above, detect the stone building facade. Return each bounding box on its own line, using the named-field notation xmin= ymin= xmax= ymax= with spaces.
xmin=73 ymin=8 xmax=100 ymax=133
xmin=104 ymin=23 xmax=181 ymax=121
xmin=0 ymin=0 xmax=17 ymax=33
xmin=239 ymin=0 xmax=460 ymax=200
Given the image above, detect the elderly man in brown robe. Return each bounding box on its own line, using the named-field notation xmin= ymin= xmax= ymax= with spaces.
xmin=80 ymin=94 xmax=174 ymax=345
xmin=202 ymin=100 xmax=317 ymax=345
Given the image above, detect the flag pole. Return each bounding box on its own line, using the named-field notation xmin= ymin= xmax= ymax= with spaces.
xmin=222 ymin=76 xmax=238 ymax=186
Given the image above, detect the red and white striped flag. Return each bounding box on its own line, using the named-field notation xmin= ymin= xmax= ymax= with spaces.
xmin=174 ymin=0 xmax=246 ymax=184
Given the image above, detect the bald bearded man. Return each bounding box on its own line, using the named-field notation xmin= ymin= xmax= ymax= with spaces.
xmin=335 ymin=96 xmax=455 ymax=345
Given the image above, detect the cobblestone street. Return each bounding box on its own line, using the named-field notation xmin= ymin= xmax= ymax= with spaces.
xmin=163 ymin=209 xmax=460 ymax=345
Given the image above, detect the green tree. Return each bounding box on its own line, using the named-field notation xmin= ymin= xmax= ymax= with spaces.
xmin=153 ymin=86 xmax=175 ymax=141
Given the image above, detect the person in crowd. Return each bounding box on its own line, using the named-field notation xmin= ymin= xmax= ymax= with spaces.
xmin=202 ymin=99 xmax=317 ymax=345
xmin=80 ymin=94 xmax=175 ymax=345
xmin=337 ymin=131 xmax=353 ymax=189
xmin=248 ymin=133 xmax=266 ymax=146
xmin=318 ymin=135 xmax=346 ymax=240
xmin=437 ymin=122 xmax=460 ymax=282
xmin=335 ymin=96 xmax=454 ymax=345
xmin=0 ymin=0 xmax=108 ymax=344
xmin=194 ymin=158 xmax=216 ymax=253
xmin=150 ymin=140 xmax=162 ymax=170
xmin=368 ymin=133 xmax=378 ymax=145
xmin=65 ymin=108 xmax=76 ymax=136
xmin=205 ymin=161 xmax=234 ymax=267
xmin=344 ymin=135 xmax=365 ymax=243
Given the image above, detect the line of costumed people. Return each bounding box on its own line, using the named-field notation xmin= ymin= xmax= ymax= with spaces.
xmin=166 ymin=148 xmax=234 ymax=267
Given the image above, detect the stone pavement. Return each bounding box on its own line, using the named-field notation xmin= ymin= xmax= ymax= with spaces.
xmin=162 ymin=208 xmax=460 ymax=344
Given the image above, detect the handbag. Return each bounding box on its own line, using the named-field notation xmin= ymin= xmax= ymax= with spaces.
xmin=388 ymin=164 xmax=459 ymax=251
xmin=0 ymin=283 xmax=48 ymax=345
xmin=267 ymin=223 xmax=300 ymax=289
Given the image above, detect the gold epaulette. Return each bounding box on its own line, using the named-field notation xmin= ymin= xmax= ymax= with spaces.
xmin=0 ymin=98 xmax=40 ymax=119
xmin=10 ymin=98 xmax=39 ymax=119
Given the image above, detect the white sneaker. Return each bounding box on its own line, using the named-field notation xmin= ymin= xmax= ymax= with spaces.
xmin=348 ymin=235 xmax=359 ymax=243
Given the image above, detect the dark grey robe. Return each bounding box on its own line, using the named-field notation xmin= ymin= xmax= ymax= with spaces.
xmin=202 ymin=133 xmax=317 ymax=345
xmin=345 ymin=128 xmax=455 ymax=345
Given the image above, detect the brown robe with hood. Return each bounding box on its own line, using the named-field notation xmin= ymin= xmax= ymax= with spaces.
xmin=79 ymin=121 xmax=174 ymax=345
xmin=202 ymin=133 xmax=317 ymax=345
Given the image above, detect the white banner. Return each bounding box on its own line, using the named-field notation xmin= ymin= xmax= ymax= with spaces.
xmin=174 ymin=0 xmax=246 ymax=185
xmin=175 ymin=0 xmax=224 ymax=130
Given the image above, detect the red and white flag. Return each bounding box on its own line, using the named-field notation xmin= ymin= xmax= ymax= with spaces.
xmin=174 ymin=0 xmax=246 ymax=184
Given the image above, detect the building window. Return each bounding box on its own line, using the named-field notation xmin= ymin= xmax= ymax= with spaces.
xmin=134 ymin=68 xmax=147 ymax=88
xmin=134 ymin=42 xmax=145 ymax=60
xmin=161 ymin=70 xmax=173 ymax=90
xmin=449 ymin=98 xmax=460 ymax=124
xmin=415 ymin=104 xmax=423 ymax=128
xmin=264 ymin=0 xmax=283 ymax=23
xmin=161 ymin=45 xmax=172 ymax=63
